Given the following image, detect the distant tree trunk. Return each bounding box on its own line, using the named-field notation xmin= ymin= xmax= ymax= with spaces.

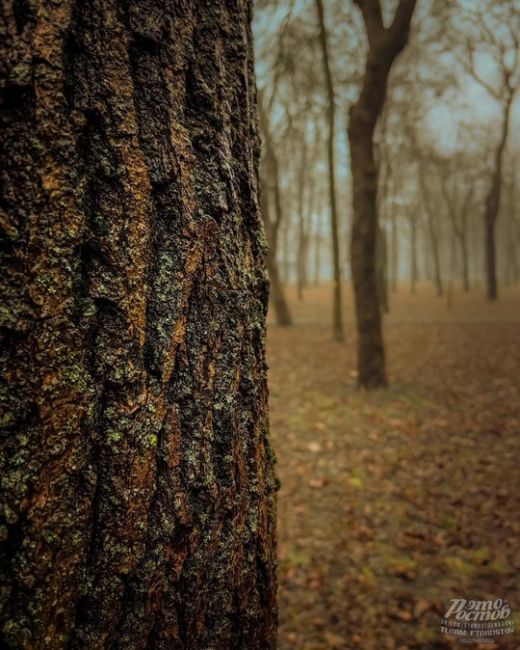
xmin=442 ymin=176 xmax=472 ymax=294
xmin=417 ymin=163 xmax=443 ymax=296
xmin=505 ymin=168 xmax=519 ymax=283
xmin=297 ymin=141 xmax=308 ymax=301
xmin=314 ymin=212 xmax=323 ymax=286
xmin=390 ymin=208 xmax=399 ymax=292
xmin=282 ymin=218 xmax=291 ymax=284
xmin=315 ymin=0 xmax=344 ymax=341
xmin=484 ymin=92 xmax=513 ymax=300
xmin=259 ymin=99 xmax=293 ymax=325
xmin=302 ymin=162 xmax=317 ymax=291
xmin=348 ymin=0 xmax=416 ymax=388
xmin=447 ymin=231 xmax=456 ymax=310
xmin=260 ymin=177 xmax=293 ymax=326
xmin=0 ymin=2 xmax=277 ymax=648
xmin=409 ymin=212 xmax=418 ymax=294
xmin=376 ymin=226 xmax=389 ymax=312
xmin=460 ymin=235 xmax=470 ymax=292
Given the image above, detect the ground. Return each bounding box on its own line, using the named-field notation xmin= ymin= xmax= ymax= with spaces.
xmin=267 ymin=283 xmax=520 ymax=650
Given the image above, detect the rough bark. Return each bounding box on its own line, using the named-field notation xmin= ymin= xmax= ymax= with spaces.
xmin=348 ymin=0 xmax=416 ymax=388
xmin=0 ymin=2 xmax=277 ymax=648
xmin=315 ymin=0 xmax=343 ymax=341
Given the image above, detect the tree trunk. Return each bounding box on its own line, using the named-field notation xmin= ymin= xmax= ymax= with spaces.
xmin=376 ymin=226 xmax=389 ymax=313
xmin=460 ymin=234 xmax=470 ymax=292
xmin=409 ymin=213 xmax=418 ymax=294
xmin=484 ymin=214 xmax=498 ymax=299
xmin=418 ymin=163 xmax=443 ymax=296
xmin=297 ymin=141 xmax=308 ymax=301
xmin=0 ymin=2 xmax=277 ymax=648
xmin=314 ymin=213 xmax=322 ymax=286
xmin=315 ymin=0 xmax=344 ymax=341
xmin=259 ymin=96 xmax=292 ymax=325
xmin=260 ymin=176 xmax=293 ymax=326
xmin=390 ymin=208 xmax=399 ymax=292
xmin=348 ymin=0 xmax=416 ymax=388
xmin=484 ymin=92 xmax=513 ymax=300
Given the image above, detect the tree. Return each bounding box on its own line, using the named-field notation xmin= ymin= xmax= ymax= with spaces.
xmin=259 ymin=96 xmax=293 ymax=326
xmin=0 ymin=2 xmax=277 ymax=647
xmin=407 ymin=128 xmax=444 ymax=297
xmin=439 ymin=161 xmax=474 ymax=293
xmin=456 ymin=0 xmax=520 ymax=299
xmin=348 ymin=0 xmax=417 ymax=388
xmin=315 ymin=0 xmax=344 ymax=341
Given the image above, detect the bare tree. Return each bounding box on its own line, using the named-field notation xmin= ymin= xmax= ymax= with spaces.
xmin=457 ymin=0 xmax=520 ymax=299
xmin=348 ymin=0 xmax=417 ymax=388
xmin=259 ymin=98 xmax=293 ymax=326
xmin=439 ymin=162 xmax=474 ymax=293
xmin=315 ymin=0 xmax=344 ymax=341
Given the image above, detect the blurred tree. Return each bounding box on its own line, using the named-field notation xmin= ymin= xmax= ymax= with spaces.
xmin=348 ymin=0 xmax=417 ymax=388
xmin=259 ymin=96 xmax=293 ymax=325
xmin=439 ymin=159 xmax=475 ymax=293
xmin=503 ymin=153 xmax=519 ymax=284
xmin=315 ymin=0 xmax=344 ymax=341
xmin=455 ymin=0 xmax=520 ymax=299
xmin=0 ymin=1 xmax=277 ymax=647
xmin=408 ymin=130 xmax=444 ymax=296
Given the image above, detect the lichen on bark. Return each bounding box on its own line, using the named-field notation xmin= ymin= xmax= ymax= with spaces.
xmin=0 ymin=1 xmax=277 ymax=648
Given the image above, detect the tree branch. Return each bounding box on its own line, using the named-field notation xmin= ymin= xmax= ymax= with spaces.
xmin=353 ymin=0 xmax=384 ymax=49
xmin=388 ymin=0 xmax=417 ymax=44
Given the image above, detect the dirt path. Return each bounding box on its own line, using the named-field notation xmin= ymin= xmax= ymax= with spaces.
xmin=268 ymin=287 xmax=520 ymax=649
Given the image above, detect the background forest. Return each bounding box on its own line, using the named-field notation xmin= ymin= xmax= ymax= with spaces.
xmin=254 ymin=0 xmax=520 ymax=648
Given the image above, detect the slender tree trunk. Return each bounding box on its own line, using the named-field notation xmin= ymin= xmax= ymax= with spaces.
xmin=0 ymin=2 xmax=277 ymax=648
xmin=418 ymin=163 xmax=443 ymax=295
xmin=315 ymin=0 xmax=343 ymax=341
xmin=282 ymin=218 xmax=291 ymax=284
xmin=376 ymin=226 xmax=389 ymax=312
xmin=314 ymin=212 xmax=322 ymax=286
xmin=348 ymin=0 xmax=416 ymax=388
xmin=484 ymin=92 xmax=513 ymax=300
xmin=297 ymin=141 xmax=308 ymax=301
xmin=390 ymin=208 xmax=399 ymax=292
xmin=505 ymin=172 xmax=519 ymax=282
xmin=460 ymin=233 xmax=470 ymax=292
xmin=266 ymin=253 xmax=293 ymax=326
xmin=260 ymin=176 xmax=293 ymax=326
xmin=409 ymin=214 xmax=418 ymax=294
xmin=302 ymin=165 xmax=317 ymax=292
xmin=259 ymin=98 xmax=292 ymax=325
xmin=447 ymin=231 xmax=456 ymax=310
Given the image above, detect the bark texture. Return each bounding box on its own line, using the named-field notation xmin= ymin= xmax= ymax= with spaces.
xmin=0 ymin=2 xmax=277 ymax=648
xmin=348 ymin=0 xmax=416 ymax=388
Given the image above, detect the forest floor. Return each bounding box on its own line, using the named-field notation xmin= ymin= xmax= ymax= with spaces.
xmin=267 ymin=283 xmax=520 ymax=650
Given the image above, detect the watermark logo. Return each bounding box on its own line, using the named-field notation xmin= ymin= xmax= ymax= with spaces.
xmin=440 ymin=598 xmax=515 ymax=644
